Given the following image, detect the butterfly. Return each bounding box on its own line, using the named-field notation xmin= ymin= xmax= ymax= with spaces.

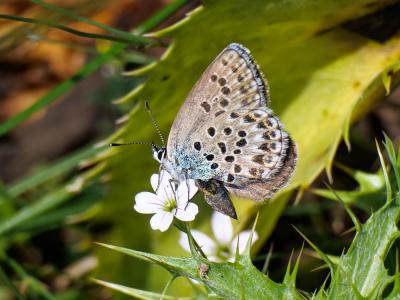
xmin=152 ymin=43 xmax=297 ymax=219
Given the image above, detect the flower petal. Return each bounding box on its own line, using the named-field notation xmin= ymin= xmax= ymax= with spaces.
xmin=150 ymin=173 xmax=159 ymax=191
xmin=231 ymin=230 xmax=259 ymax=254
xmin=134 ymin=192 xmax=164 ymax=214
xmin=150 ymin=212 xmax=173 ymax=232
xmin=175 ymin=202 xmax=198 ymax=221
xmin=180 ymin=230 xmax=217 ymax=257
xmin=179 ymin=232 xmax=190 ymax=253
xmin=157 ymin=171 xmax=175 ymax=200
xmin=211 ymin=212 xmax=233 ymax=246
xmin=187 ymin=179 xmax=198 ymax=199
xmin=175 ymin=184 xmax=189 ymax=209
xmin=176 ymin=179 xmax=198 ymax=205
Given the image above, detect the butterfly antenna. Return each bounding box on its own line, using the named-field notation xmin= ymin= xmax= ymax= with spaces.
xmin=110 ymin=141 xmax=153 ymax=147
xmin=145 ymin=101 xmax=165 ymax=147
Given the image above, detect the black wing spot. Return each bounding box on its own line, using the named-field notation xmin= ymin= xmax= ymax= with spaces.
xmin=227 ymin=174 xmax=235 ymax=182
xmin=201 ymin=101 xmax=211 ymax=112
xmin=218 ymin=142 xmax=227 ymax=154
xmin=238 ymin=130 xmax=247 ymax=137
xmin=225 ymin=156 xmax=235 ymax=162
xmin=215 ymin=110 xmax=225 ymax=117
xmin=218 ymin=78 xmax=227 ymax=86
xmin=211 ymin=163 xmax=219 ymax=170
xmin=233 ymin=149 xmax=241 ymax=154
xmin=194 ymin=142 xmax=201 ymax=151
xmin=220 ymin=98 xmax=229 ymax=107
xmin=207 ymin=127 xmax=216 ymax=137
xmin=221 ymin=87 xmax=231 ymax=95
xmin=236 ymin=139 xmax=247 ymax=147
xmin=224 ymin=127 xmax=232 ymax=135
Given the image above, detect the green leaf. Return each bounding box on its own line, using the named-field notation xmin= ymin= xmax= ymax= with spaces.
xmin=385 ymin=250 xmax=400 ymax=300
xmin=0 ymin=266 xmax=25 ymax=300
xmin=0 ymin=14 xmax=154 ymax=45
xmin=8 ymin=145 xmax=105 ymax=198
xmin=92 ymin=279 xmax=191 ymax=300
xmin=294 ymin=226 xmax=335 ymax=273
xmin=90 ymin=0 xmax=400 ymax=292
xmin=327 ymin=201 xmax=400 ymax=298
xmin=31 ymin=0 xmax=151 ymax=45
xmin=0 ymin=186 xmax=72 ymax=236
xmin=3 ymin=255 xmax=56 ymax=300
xmin=96 ymin=243 xmax=304 ymax=299
xmin=326 ymin=140 xmax=400 ymax=299
xmin=312 ymin=165 xmax=386 ymax=211
xmin=0 ymin=0 xmax=187 ymax=137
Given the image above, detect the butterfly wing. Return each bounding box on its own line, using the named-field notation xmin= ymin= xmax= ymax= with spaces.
xmin=167 ymin=43 xmax=296 ymax=202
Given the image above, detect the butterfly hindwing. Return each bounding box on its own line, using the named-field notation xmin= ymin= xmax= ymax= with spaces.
xmin=167 ymin=43 xmax=296 ymax=203
xmin=196 ymin=179 xmax=237 ymax=219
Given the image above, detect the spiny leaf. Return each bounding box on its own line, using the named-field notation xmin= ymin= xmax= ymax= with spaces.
xmin=377 ymin=139 xmax=393 ymax=204
xmin=383 ymin=133 xmax=400 ymax=192
xmin=261 ymin=243 xmax=274 ymax=275
xmin=327 ymin=184 xmax=362 ymax=232
xmin=312 ymin=161 xmax=386 ymax=212
xmin=92 ymin=279 xmax=190 ymax=300
xmin=327 ymin=198 xmax=400 ymax=298
xmin=294 ymin=226 xmax=335 ymax=273
xmin=97 ymin=242 xmax=303 ymax=299
xmin=241 ymin=211 xmax=259 ymax=262
xmin=385 ymin=249 xmax=400 ymax=299
xmin=90 ymin=0 xmax=400 ymax=291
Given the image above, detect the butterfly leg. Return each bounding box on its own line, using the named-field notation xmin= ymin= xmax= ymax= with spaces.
xmin=196 ymin=179 xmax=237 ymax=219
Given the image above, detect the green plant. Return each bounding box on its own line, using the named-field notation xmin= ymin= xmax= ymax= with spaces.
xmin=94 ymin=136 xmax=400 ymax=299
xmin=0 ymin=0 xmax=400 ymax=299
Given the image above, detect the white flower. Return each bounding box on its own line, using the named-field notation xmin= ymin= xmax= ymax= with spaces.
xmin=134 ymin=170 xmax=199 ymax=232
xmin=179 ymin=211 xmax=258 ymax=262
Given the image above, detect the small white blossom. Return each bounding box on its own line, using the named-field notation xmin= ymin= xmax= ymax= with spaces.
xmin=134 ymin=170 xmax=198 ymax=232
xmin=180 ymin=211 xmax=258 ymax=262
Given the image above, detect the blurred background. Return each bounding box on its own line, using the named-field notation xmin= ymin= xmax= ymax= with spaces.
xmin=0 ymin=0 xmax=399 ymax=299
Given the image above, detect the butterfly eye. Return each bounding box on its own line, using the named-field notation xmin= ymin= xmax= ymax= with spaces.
xmin=157 ymin=148 xmax=167 ymax=161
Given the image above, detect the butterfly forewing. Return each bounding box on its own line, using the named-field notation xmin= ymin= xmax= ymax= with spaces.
xmin=167 ymin=43 xmax=296 ymax=202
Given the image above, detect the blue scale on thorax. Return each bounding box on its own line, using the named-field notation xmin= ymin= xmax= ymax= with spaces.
xmin=170 ymin=146 xmax=217 ymax=181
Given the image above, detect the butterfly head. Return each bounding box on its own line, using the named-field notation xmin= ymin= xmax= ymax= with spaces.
xmin=152 ymin=143 xmax=167 ymax=163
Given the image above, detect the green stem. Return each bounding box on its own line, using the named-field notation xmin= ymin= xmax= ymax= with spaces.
xmin=0 ymin=14 xmax=154 ymax=45
xmin=8 ymin=145 xmax=105 ymax=197
xmin=31 ymin=0 xmax=144 ymax=43
xmin=0 ymin=187 xmax=71 ymax=236
xmin=174 ymin=220 xmax=207 ymax=258
xmin=0 ymin=0 xmax=189 ymax=137
xmin=0 ymin=265 xmax=25 ymax=300
xmin=134 ymin=0 xmax=188 ymax=34
xmin=4 ymin=256 xmax=56 ymax=300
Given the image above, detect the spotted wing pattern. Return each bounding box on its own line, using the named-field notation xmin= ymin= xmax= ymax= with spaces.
xmin=167 ymin=43 xmax=297 ymax=202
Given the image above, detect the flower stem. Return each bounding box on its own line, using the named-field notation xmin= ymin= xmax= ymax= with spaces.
xmin=173 ymin=220 xmax=207 ymax=259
